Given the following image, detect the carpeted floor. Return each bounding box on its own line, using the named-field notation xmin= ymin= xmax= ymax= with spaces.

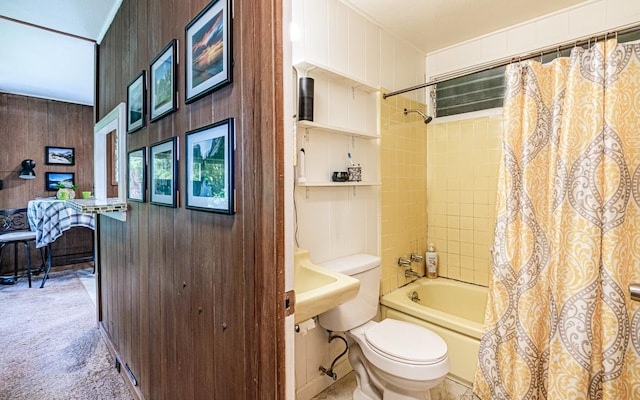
xmin=0 ymin=269 xmax=133 ymax=400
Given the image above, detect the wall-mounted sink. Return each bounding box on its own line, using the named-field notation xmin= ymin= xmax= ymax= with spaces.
xmin=294 ymin=248 xmax=360 ymax=324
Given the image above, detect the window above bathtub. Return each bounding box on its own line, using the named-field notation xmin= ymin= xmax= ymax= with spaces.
xmin=433 ymin=29 xmax=640 ymax=118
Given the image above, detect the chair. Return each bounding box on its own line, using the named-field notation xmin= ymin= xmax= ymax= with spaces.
xmin=0 ymin=208 xmax=41 ymax=288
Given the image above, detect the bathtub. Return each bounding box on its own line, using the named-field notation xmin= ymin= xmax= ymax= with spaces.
xmin=380 ymin=277 xmax=488 ymax=385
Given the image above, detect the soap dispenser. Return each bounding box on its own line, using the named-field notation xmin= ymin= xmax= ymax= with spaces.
xmin=426 ymin=244 xmax=438 ymax=279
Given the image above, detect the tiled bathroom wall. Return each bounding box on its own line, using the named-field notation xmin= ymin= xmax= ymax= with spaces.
xmin=380 ymin=93 xmax=428 ymax=295
xmin=426 ymin=114 xmax=502 ymax=286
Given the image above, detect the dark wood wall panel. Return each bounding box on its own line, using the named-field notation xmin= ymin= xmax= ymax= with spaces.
xmin=0 ymin=93 xmax=94 ymax=274
xmin=96 ymin=0 xmax=284 ymax=398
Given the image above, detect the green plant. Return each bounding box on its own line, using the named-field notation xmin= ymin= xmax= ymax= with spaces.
xmin=53 ymin=183 xmax=78 ymax=190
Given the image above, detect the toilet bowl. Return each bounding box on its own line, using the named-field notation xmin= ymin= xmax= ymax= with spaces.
xmin=348 ymin=320 xmax=449 ymax=400
xmin=317 ymin=254 xmax=449 ymax=400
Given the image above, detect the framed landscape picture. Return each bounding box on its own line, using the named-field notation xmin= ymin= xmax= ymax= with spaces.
xmin=185 ymin=118 xmax=234 ymax=214
xmin=45 ymin=146 xmax=75 ymax=166
xmin=149 ymin=137 xmax=177 ymax=207
xmin=45 ymin=172 xmax=75 ymax=191
xmin=150 ymin=39 xmax=178 ymax=122
xmin=185 ymin=0 xmax=232 ymax=103
xmin=127 ymin=147 xmax=146 ymax=202
xmin=127 ymin=70 xmax=146 ymax=133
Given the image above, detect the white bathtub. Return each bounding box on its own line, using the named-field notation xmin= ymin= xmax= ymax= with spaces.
xmin=380 ymin=277 xmax=488 ymax=385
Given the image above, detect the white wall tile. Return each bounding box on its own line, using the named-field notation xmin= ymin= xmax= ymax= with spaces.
xmin=327 ymin=79 xmax=350 ymax=128
xmin=607 ymin=0 xmax=640 ymax=27
xmin=304 ymin=0 xmax=328 ymax=65
xmin=330 ymin=189 xmax=353 ymax=258
xmin=507 ymin=22 xmax=537 ymax=55
xmin=380 ymin=33 xmax=395 ymax=90
xmin=328 ymin=0 xmax=349 ymax=73
xmin=568 ymin=1 xmax=608 ymax=38
xmin=348 ymin=9 xmax=367 ymax=80
xmin=426 ymin=0 xmax=637 ymax=80
xmin=347 ymin=88 xmax=368 ymax=132
xmin=480 ymin=32 xmax=508 ymax=64
xmin=393 ymin=39 xmax=418 ymax=96
xmin=291 ymin=0 xmax=305 ymax=62
xmin=365 ymin=22 xmax=381 ymax=87
xmin=534 ymin=12 xmax=570 ymax=49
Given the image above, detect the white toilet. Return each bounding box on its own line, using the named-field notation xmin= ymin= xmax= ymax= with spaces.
xmin=318 ymin=254 xmax=449 ymax=400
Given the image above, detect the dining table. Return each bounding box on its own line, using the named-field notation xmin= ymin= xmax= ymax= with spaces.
xmin=27 ymin=198 xmax=96 ymax=287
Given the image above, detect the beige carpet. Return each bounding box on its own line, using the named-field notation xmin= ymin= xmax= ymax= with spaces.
xmin=0 ymin=270 xmax=133 ymax=400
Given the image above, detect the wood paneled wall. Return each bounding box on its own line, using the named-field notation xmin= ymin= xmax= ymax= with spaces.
xmin=96 ymin=1 xmax=284 ymax=399
xmin=0 ymin=93 xmax=94 ymax=273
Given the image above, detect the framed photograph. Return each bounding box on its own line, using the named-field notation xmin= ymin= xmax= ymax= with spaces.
xmin=45 ymin=146 xmax=75 ymax=166
xmin=127 ymin=70 xmax=146 ymax=133
xmin=185 ymin=118 xmax=235 ymax=214
xmin=185 ymin=0 xmax=232 ymax=104
xmin=150 ymin=39 xmax=178 ymax=122
xmin=45 ymin=172 xmax=75 ymax=191
xmin=127 ymin=147 xmax=146 ymax=202
xmin=149 ymin=137 xmax=178 ymax=207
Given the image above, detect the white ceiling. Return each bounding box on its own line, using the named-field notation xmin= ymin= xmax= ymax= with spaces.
xmin=344 ymin=0 xmax=588 ymax=54
xmin=0 ymin=0 xmax=588 ymax=106
xmin=0 ymin=0 xmax=120 ymax=105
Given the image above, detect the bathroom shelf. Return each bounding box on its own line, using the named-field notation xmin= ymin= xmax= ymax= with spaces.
xmin=293 ymin=60 xmax=380 ymax=93
xmin=297 ymin=120 xmax=379 ymax=139
xmin=297 ymin=181 xmax=381 ymax=187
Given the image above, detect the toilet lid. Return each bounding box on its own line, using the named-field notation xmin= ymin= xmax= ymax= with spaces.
xmin=364 ymin=319 xmax=447 ymax=364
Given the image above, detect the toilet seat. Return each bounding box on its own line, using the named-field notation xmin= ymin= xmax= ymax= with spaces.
xmin=364 ymin=319 xmax=448 ymax=365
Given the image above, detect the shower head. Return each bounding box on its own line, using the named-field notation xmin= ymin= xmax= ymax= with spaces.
xmin=404 ymin=108 xmax=433 ymax=124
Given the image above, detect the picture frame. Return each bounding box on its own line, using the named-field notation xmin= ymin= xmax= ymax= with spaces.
xmin=127 ymin=147 xmax=147 ymax=202
xmin=150 ymin=39 xmax=178 ymax=122
xmin=185 ymin=118 xmax=235 ymax=214
xmin=127 ymin=70 xmax=146 ymax=133
xmin=45 ymin=146 xmax=75 ymax=166
xmin=45 ymin=172 xmax=75 ymax=191
xmin=185 ymin=0 xmax=232 ymax=104
xmin=149 ymin=137 xmax=178 ymax=207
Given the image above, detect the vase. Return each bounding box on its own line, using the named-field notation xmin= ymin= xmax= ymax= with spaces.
xmin=56 ymin=188 xmax=75 ymax=200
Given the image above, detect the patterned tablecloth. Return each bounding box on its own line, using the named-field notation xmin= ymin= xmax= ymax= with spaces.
xmin=27 ymin=199 xmax=96 ymax=248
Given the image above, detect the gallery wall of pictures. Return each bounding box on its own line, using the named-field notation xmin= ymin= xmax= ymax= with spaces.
xmin=95 ymin=0 xmax=285 ymax=398
xmin=124 ymin=0 xmax=235 ymax=215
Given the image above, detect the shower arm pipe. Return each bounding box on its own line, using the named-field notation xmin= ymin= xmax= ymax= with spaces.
xmin=382 ymin=22 xmax=640 ymax=100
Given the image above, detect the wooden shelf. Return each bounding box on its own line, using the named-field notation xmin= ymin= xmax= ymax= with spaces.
xmin=297 ymin=120 xmax=379 ymax=139
xmin=293 ymin=60 xmax=380 ymax=93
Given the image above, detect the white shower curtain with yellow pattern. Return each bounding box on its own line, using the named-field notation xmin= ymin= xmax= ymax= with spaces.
xmin=474 ymin=39 xmax=640 ymax=399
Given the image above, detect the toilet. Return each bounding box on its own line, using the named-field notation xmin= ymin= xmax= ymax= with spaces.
xmin=318 ymin=254 xmax=449 ymax=400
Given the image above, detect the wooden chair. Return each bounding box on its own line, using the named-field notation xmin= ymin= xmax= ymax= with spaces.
xmin=0 ymin=208 xmax=40 ymax=288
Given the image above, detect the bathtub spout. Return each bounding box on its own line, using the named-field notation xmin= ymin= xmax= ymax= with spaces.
xmin=404 ymin=268 xmax=422 ymax=279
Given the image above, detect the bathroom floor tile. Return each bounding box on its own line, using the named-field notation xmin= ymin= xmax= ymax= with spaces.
xmin=310 ymin=373 xmax=478 ymax=400
xmin=430 ymin=378 xmax=472 ymax=400
xmin=310 ymin=371 xmax=357 ymax=400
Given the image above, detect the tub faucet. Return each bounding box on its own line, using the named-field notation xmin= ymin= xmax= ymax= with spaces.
xmin=397 ymin=257 xmax=411 ymax=267
xmin=405 ymin=268 xmax=422 ymax=279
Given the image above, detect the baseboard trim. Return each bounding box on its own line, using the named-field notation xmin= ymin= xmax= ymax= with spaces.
xmin=98 ymin=323 xmax=144 ymax=400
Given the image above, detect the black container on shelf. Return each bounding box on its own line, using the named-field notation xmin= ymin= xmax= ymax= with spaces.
xmin=298 ymin=77 xmax=314 ymax=121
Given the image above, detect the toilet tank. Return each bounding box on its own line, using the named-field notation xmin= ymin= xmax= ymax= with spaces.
xmin=317 ymin=254 xmax=381 ymax=332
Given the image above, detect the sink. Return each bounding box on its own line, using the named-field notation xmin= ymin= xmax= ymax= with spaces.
xmin=294 ymin=248 xmax=360 ymax=324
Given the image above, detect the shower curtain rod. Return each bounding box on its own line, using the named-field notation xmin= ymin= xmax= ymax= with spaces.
xmin=382 ymin=22 xmax=640 ymax=100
